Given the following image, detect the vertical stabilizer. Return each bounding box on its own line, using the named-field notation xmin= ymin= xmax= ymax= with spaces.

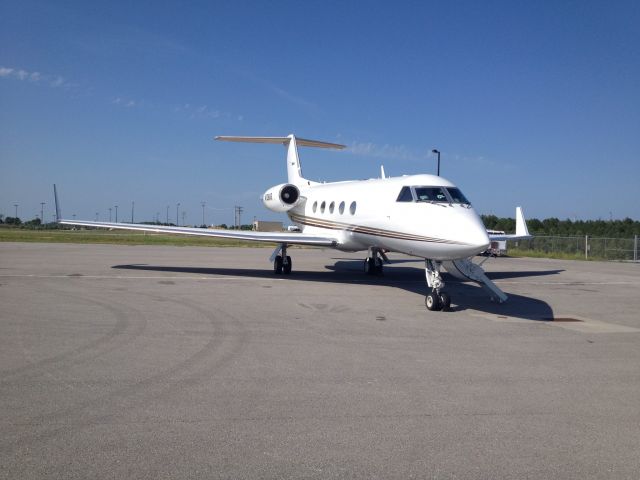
xmin=285 ymin=134 xmax=304 ymax=185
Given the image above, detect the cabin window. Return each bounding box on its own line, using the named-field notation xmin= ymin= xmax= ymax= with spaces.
xmin=312 ymin=201 xmax=318 ymax=213
xmin=349 ymin=201 xmax=357 ymax=215
xmin=396 ymin=186 xmax=413 ymax=202
xmin=414 ymin=186 xmax=448 ymax=203
xmin=446 ymin=187 xmax=471 ymax=205
xmin=339 ymin=201 xmax=345 ymax=214
xmin=329 ymin=201 xmax=335 ymax=214
xmin=320 ymin=201 xmax=326 ymax=213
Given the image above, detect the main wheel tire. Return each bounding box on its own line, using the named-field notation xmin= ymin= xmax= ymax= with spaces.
xmin=274 ymin=255 xmax=283 ymax=274
xmin=425 ymin=292 xmax=442 ymax=311
xmin=375 ymin=260 xmax=383 ymax=275
xmin=364 ymin=257 xmax=374 ymax=275
xmin=439 ymin=292 xmax=451 ymax=311
xmin=283 ymin=256 xmax=292 ymax=274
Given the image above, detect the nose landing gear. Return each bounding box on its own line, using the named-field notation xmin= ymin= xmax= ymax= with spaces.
xmin=424 ymin=259 xmax=451 ymax=311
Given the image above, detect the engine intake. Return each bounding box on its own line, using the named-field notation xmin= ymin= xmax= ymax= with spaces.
xmin=262 ymin=183 xmax=301 ymax=212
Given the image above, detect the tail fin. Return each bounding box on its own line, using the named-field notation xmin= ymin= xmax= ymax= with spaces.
xmin=215 ymin=134 xmax=345 ymax=186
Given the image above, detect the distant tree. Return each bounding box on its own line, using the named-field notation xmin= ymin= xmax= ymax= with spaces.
xmin=24 ymin=218 xmax=42 ymax=227
xmin=4 ymin=216 xmax=21 ymax=225
xmin=481 ymin=213 xmax=639 ymax=237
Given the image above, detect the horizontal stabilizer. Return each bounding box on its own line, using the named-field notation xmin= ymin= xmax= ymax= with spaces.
xmin=215 ymin=135 xmax=345 ymax=150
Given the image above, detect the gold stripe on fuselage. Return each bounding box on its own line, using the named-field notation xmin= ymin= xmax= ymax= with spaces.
xmin=288 ymin=213 xmax=471 ymax=246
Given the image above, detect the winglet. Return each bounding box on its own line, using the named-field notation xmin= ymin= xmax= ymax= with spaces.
xmin=515 ymin=206 xmax=530 ymax=237
xmin=380 ymin=165 xmax=386 ymax=179
xmin=487 ymin=206 xmax=532 ymax=241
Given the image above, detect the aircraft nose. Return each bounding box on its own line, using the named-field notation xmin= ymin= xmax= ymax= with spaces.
xmin=464 ymin=217 xmax=490 ymax=253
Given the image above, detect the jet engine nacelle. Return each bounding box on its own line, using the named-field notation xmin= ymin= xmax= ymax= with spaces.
xmin=262 ymin=183 xmax=301 ymax=213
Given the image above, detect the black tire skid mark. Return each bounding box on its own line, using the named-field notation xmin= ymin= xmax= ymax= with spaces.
xmin=0 ymin=288 xmax=248 ymax=460
xmin=0 ymin=284 xmax=146 ymax=382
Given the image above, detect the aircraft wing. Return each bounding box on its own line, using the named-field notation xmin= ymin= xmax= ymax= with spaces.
xmin=59 ymin=220 xmax=338 ymax=247
xmin=487 ymin=206 xmax=533 ymax=241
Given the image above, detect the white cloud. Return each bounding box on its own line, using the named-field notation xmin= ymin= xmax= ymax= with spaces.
xmin=50 ymin=75 xmax=64 ymax=87
xmin=177 ymin=103 xmax=231 ymax=120
xmin=0 ymin=65 xmax=70 ymax=89
xmin=270 ymin=85 xmax=317 ymax=110
xmin=347 ymin=141 xmax=432 ymax=162
xmin=112 ymin=96 xmax=140 ymax=108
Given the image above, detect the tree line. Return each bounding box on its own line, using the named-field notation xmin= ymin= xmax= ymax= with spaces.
xmin=481 ymin=215 xmax=639 ymax=238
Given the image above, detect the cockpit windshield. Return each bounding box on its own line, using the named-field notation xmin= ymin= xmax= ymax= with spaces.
xmin=396 ymin=186 xmax=472 ymax=205
xmin=446 ymin=187 xmax=471 ymax=205
xmin=414 ymin=187 xmax=448 ymax=203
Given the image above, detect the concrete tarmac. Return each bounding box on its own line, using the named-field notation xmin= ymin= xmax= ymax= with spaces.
xmin=1 ymin=242 xmax=639 ymax=479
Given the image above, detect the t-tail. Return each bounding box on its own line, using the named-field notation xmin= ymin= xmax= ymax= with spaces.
xmin=214 ymin=134 xmax=345 ymax=186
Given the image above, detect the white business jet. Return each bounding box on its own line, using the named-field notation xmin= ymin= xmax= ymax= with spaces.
xmin=58 ymin=134 xmax=531 ymax=311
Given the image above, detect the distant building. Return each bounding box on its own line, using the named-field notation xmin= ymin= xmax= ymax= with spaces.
xmin=253 ymin=220 xmax=283 ymax=232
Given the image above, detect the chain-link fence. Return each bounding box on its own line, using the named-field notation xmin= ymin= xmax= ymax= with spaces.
xmin=509 ymin=235 xmax=639 ymax=261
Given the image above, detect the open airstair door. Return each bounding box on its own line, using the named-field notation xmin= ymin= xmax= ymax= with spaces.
xmin=442 ymin=259 xmax=508 ymax=303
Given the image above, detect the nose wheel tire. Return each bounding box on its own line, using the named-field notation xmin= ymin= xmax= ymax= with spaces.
xmin=425 ymin=292 xmax=442 ymax=311
xmin=439 ymin=292 xmax=451 ymax=311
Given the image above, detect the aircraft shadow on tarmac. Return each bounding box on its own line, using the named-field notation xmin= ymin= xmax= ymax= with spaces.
xmin=113 ymin=261 xmax=561 ymax=321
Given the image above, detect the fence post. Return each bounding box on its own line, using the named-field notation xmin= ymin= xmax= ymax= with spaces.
xmin=585 ymin=235 xmax=589 ymax=260
xmin=635 ymin=235 xmax=638 ymax=262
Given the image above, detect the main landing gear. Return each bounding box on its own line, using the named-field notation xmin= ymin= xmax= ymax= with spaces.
xmin=271 ymin=243 xmax=293 ymax=275
xmin=363 ymin=247 xmax=388 ymax=275
xmin=424 ymin=259 xmax=451 ymax=311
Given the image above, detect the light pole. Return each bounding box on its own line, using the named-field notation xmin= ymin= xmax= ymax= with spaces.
xmin=14 ymin=203 xmax=18 ymax=218
xmin=40 ymin=202 xmax=45 ymax=224
xmin=431 ymin=149 xmax=441 ymax=176
xmin=176 ymin=203 xmax=180 ymax=226
xmin=115 ymin=205 xmax=118 ymax=223
xmin=131 ymin=201 xmax=134 ymax=223
xmin=166 ymin=205 xmax=169 ymax=224
xmin=109 ymin=207 xmax=112 ymax=222
xmin=201 ymin=201 xmax=206 ymax=227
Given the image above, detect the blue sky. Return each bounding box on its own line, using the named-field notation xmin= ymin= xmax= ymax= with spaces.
xmin=1 ymin=0 xmax=639 ymax=225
